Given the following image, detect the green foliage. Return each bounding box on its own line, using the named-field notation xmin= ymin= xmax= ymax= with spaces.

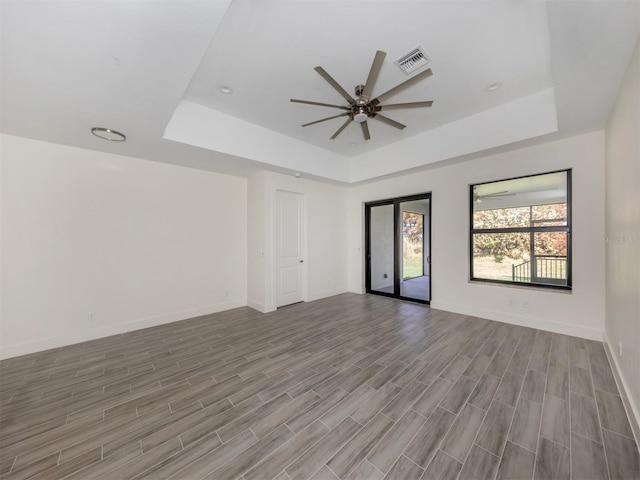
xmin=473 ymin=204 xmax=567 ymax=261
xmin=403 ymin=212 xmax=423 ymax=246
xmin=402 ymin=212 xmax=424 ymax=279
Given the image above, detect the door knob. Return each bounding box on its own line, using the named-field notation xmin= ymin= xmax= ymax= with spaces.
xmin=299 ymin=260 xmax=304 ymax=263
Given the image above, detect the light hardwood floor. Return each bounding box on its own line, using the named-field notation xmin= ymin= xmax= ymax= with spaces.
xmin=1 ymin=293 xmax=638 ymax=479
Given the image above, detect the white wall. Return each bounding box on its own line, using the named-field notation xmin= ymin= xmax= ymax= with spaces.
xmin=604 ymin=36 xmax=640 ymax=440
xmin=247 ymin=171 xmax=268 ymax=311
xmin=348 ymin=131 xmax=606 ymax=340
xmin=0 ymin=134 xmax=247 ymax=358
xmin=247 ymin=171 xmax=349 ymax=312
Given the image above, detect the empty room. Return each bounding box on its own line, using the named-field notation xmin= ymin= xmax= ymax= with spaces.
xmin=1 ymin=1 xmax=639 ymax=479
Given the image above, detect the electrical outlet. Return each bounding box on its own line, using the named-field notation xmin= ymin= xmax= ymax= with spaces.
xmin=508 ymin=299 xmax=515 ymax=307
xmin=88 ymin=312 xmax=96 ymax=322
xmin=522 ymin=301 xmax=529 ymax=309
xmin=224 ymin=290 xmax=229 ymax=297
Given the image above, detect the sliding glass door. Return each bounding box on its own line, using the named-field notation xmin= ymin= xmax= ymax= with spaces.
xmin=365 ymin=193 xmax=431 ymax=304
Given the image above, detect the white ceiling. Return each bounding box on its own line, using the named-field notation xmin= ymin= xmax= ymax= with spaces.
xmin=1 ymin=0 xmax=638 ymax=184
xmin=184 ymin=0 xmax=553 ymax=157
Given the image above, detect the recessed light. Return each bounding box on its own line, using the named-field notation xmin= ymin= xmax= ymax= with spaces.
xmin=349 ymin=141 xmax=358 ymax=147
xmin=294 ymin=172 xmax=301 ymax=178
xmin=485 ymin=82 xmax=503 ymax=92
xmin=91 ymin=127 xmax=126 ymax=142
xmin=219 ymin=85 xmax=233 ymax=94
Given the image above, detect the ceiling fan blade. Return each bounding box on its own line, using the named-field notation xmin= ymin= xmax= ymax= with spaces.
xmin=480 ymin=191 xmax=516 ymax=198
xmin=330 ymin=118 xmax=353 ymax=139
xmin=374 ymin=114 xmax=406 ymax=130
xmin=291 ymin=99 xmax=349 ymax=110
xmin=372 ymin=68 xmax=433 ymax=105
xmin=314 ymin=66 xmax=355 ymax=104
xmin=301 ymin=113 xmax=349 ymax=127
xmin=484 ymin=190 xmax=509 ymax=196
xmin=361 ymin=50 xmax=386 ymax=100
xmin=378 ymin=101 xmax=433 ymax=110
xmin=361 ymin=121 xmax=371 ymax=141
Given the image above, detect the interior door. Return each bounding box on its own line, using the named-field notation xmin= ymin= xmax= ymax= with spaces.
xmin=276 ymin=190 xmax=304 ymax=307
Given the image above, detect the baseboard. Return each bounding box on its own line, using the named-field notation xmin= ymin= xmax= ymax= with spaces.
xmin=247 ymin=288 xmax=346 ymax=313
xmin=247 ymin=299 xmax=276 ymax=313
xmin=0 ymin=299 xmax=247 ymax=360
xmin=306 ymin=287 xmax=348 ymax=303
xmin=430 ymin=300 xmax=603 ymax=341
xmin=603 ymin=332 xmax=640 ymax=446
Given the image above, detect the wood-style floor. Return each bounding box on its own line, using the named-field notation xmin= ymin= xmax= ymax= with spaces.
xmin=1 ymin=293 xmax=638 ymax=480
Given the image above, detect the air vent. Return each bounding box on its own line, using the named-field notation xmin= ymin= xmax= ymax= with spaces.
xmin=394 ymin=46 xmax=431 ymax=74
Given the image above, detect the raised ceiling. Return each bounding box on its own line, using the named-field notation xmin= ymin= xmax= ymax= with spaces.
xmin=1 ymin=0 xmax=638 ymax=184
xmin=184 ymin=0 xmax=553 ymax=156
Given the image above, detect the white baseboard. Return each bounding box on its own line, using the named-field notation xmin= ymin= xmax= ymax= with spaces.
xmin=0 ymin=299 xmax=247 ymax=360
xmin=430 ymin=300 xmax=603 ymax=341
xmin=603 ymin=331 xmax=640 ymax=446
xmin=247 ymin=299 xmax=276 ymax=313
xmin=306 ymin=287 xmax=348 ymax=303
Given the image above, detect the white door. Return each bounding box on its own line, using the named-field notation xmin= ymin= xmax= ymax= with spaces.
xmin=276 ymin=191 xmax=304 ymax=307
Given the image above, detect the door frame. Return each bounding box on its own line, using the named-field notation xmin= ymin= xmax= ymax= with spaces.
xmin=364 ymin=192 xmax=432 ymax=304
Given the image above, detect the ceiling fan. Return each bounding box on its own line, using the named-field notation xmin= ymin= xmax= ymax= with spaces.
xmin=473 ymin=191 xmax=516 ymax=203
xmin=290 ymin=50 xmax=433 ymax=141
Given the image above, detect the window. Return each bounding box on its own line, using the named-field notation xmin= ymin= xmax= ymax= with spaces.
xmin=470 ymin=170 xmax=571 ymax=289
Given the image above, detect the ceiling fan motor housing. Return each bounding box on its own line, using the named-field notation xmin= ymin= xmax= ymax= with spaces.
xmin=351 ymin=104 xmax=374 ymax=122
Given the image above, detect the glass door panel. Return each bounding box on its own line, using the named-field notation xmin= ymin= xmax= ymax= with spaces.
xmin=368 ymin=203 xmax=395 ymax=295
xmin=399 ymin=199 xmax=430 ymax=302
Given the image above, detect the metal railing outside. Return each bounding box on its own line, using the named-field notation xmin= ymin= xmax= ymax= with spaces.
xmin=512 ymin=255 xmax=567 ymax=283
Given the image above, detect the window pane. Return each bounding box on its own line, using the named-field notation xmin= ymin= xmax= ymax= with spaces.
xmin=473 ymin=207 xmax=530 ymax=229
xmin=402 ymin=212 xmax=423 ymax=279
xmin=472 ymin=233 xmax=530 ymax=281
xmin=533 ymin=232 xmax=568 ymax=286
xmin=532 ymin=203 xmax=567 ymax=226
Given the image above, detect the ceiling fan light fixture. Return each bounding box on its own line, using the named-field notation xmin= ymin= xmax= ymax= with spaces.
xmin=354 ymin=111 xmax=368 ymax=123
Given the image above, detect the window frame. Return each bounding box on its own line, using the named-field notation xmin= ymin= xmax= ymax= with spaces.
xmin=469 ymin=169 xmax=572 ymax=291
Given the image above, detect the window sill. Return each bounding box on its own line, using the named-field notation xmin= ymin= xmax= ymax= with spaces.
xmin=469 ymin=278 xmax=572 ymax=294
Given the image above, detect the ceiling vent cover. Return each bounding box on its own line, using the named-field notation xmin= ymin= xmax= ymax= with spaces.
xmin=394 ymin=46 xmax=431 ymax=74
